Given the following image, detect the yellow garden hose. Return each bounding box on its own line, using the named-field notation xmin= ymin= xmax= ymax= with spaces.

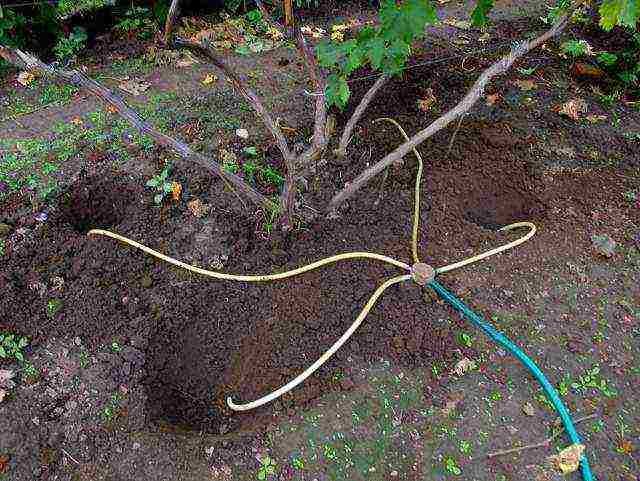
xmin=87 ymin=118 xmax=536 ymax=412
xmin=372 ymin=117 xmax=424 ymax=264
xmin=227 ymin=274 xmax=411 ymax=411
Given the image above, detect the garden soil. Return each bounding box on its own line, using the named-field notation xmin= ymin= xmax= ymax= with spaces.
xmin=1 ymin=8 xmax=639 ymax=481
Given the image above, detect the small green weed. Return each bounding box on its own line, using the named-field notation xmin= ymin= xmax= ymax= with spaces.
xmin=79 ymin=350 xmax=89 ymax=368
xmin=257 ymin=455 xmax=277 ymax=480
xmin=46 ymin=298 xmax=63 ymax=318
xmin=592 ymin=419 xmax=605 ymax=433
xmin=53 ymin=26 xmax=88 ymax=61
xmin=0 ymin=333 xmax=29 ymax=363
xmin=146 ymin=165 xmax=175 ymax=204
xmin=101 ymin=391 xmax=124 ymax=422
xmin=571 ymin=365 xmax=618 ymax=398
xmin=560 ymin=39 xmax=592 ymax=57
xmin=457 ymin=332 xmax=473 ymax=348
xmin=291 ymin=456 xmax=304 ymax=470
xmin=110 ymin=341 xmax=122 ymax=353
xmin=39 ymin=83 xmax=78 ymax=105
xmin=0 ymin=239 xmax=5 ymax=257
xmin=22 ymin=362 xmax=39 ymax=381
xmin=459 ymin=440 xmax=472 ymax=455
xmin=260 ymin=166 xmax=284 ymax=187
xmin=114 ymin=7 xmax=155 ymax=39
xmin=444 ymin=456 xmax=462 ymax=475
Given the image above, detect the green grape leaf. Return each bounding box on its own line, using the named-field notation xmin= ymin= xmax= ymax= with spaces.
xmin=344 ymin=45 xmax=366 ymax=75
xmin=471 ymin=0 xmax=495 ymax=26
xmin=367 ymin=37 xmax=386 ymax=70
xmin=325 ymin=74 xmax=350 ymax=109
xmin=316 ymin=40 xmax=339 ymax=68
xmin=599 ymin=0 xmax=639 ymax=30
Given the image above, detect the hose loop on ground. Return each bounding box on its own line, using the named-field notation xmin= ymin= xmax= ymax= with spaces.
xmin=86 ymin=117 xmax=591 ymax=481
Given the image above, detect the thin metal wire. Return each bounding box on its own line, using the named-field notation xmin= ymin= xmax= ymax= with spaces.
xmin=300 ymin=39 xmax=514 ymax=97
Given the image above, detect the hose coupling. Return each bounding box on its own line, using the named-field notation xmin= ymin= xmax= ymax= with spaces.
xmin=411 ymin=263 xmax=435 ymax=286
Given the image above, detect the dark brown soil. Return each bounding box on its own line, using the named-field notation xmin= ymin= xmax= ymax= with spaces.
xmin=1 ymin=11 xmax=639 ymax=481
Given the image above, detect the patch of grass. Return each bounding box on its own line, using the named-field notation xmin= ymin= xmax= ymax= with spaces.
xmin=101 ymin=391 xmax=125 ymax=423
xmin=79 ymin=350 xmax=90 ymax=368
xmin=0 ymin=332 xmax=29 ymax=363
xmin=39 ymin=83 xmax=79 ymax=104
xmin=46 ymin=298 xmax=63 ymax=318
xmin=444 ymin=455 xmax=462 ymax=475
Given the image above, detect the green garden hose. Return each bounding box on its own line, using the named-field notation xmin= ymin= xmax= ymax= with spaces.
xmin=428 ymin=280 xmax=593 ymax=481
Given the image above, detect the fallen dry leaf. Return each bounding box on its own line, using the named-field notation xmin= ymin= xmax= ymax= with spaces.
xmin=486 ymin=93 xmax=501 ymax=106
xmin=514 ymin=79 xmax=536 ymax=91
xmin=331 ymin=30 xmax=345 ymax=42
xmin=548 ymin=443 xmax=584 ymax=474
xmin=443 ymin=18 xmax=471 ymax=30
xmin=522 ymin=402 xmax=536 ymax=416
xmin=585 ymin=114 xmax=607 ymax=123
xmin=267 ymin=27 xmax=284 ymax=41
xmin=592 ymin=234 xmax=617 ymax=258
xmin=106 ymin=104 xmax=118 ymax=114
xmin=441 ymin=392 xmax=464 ymax=416
xmin=417 ymin=88 xmax=437 ymax=112
xmin=0 ymin=453 xmax=9 ymax=473
xmin=454 ymin=357 xmax=477 ymax=376
xmin=71 ymin=116 xmax=83 ymax=126
xmin=0 ymin=389 xmax=5 ymax=404
xmin=187 ymin=199 xmax=210 ymax=218
xmin=558 ymin=98 xmax=587 ymax=121
xmin=618 ymin=439 xmax=635 ymax=454
xmin=119 ymin=78 xmax=151 ymax=96
xmin=300 ymin=25 xmax=325 ymax=39
xmin=0 ymin=370 xmax=16 ymax=388
xmin=171 ymin=181 xmax=182 ymax=202
xmin=176 ymin=56 xmax=198 ymax=68
xmin=571 ymin=62 xmax=605 ymax=79
xmin=17 ymin=71 xmax=35 ymax=87
xmin=202 ymin=73 xmax=218 ymax=86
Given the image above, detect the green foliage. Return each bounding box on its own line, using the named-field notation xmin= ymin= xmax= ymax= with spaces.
xmin=0 ymin=8 xmax=27 ymax=49
xmin=597 ymin=51 xmax=619 ymax=66
xmin=471 ymin=0 xmax=495 ymax=26
xmin=57 ymin=0 xmax=114 ymax=17
xmin=114 ymin=7 xmax=155 ymax=39
xmin=599 ymin=0 xmax=640 ymax=30
xmin=53 ymin=26 xmax=88 ymax=61
xmin=146 ymin=165 xmax=175 ymax=204
xmin=444 ymin=456 xmax=462 ymax=475
xmin=595 ymin=31 xmax=640 ymax=87
xmin=316 ymin=0 xmax=437 ymax=108
xmin=257 ymin=456 xmax=277 ymax=480
xmin=561 ymin=39 xmax=592 ymax=57
xmin=0 ymin=333 xmax=29 ymax=363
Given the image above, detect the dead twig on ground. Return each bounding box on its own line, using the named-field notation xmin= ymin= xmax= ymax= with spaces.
xmin=487 ymin=414 xmax=597 ymax=459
